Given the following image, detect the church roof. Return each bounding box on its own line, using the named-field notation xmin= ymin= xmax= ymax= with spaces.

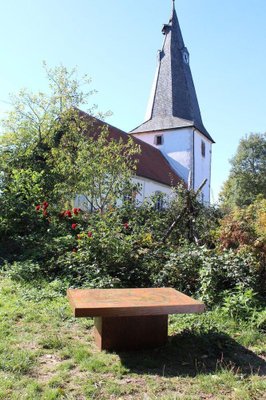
xmin=131 ymin=2 xmax=214 ymax=143
xmin=79 ymin=110 xmax=184 ymax=187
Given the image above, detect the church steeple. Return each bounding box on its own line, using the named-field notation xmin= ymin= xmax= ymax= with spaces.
xmin=131 ymin=2 xmax=214 ymax=143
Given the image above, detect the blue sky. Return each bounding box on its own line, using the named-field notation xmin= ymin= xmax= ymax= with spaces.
xmin=1 ymin=0 xmax=266 ymax=202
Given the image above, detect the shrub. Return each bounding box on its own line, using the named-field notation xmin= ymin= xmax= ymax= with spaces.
xmin=150 ymin=243 xmax=207 ymax=295
xmin=5 ymin=261 xmax=42 ymax=282
xmin=199 ymin=249 xmax=260 ymax=305
xmin=220 ymin=285 xmax=259 ymax=321
xmin=217 ymin=197 xmax=266 ymax=296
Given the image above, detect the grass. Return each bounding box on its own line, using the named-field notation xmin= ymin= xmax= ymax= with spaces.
xmin=0 ymin=274 xmax=265 ymax=399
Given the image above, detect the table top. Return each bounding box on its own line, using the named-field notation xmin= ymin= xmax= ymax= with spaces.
xmin=67 ymin=287 xmax=205 ymax=317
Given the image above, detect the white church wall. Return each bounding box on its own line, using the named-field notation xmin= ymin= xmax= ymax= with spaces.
xmin=133 ymin=128 xmax=192 ymax=183
xmin=74 ymin=176 xmax=173 ymax=211
xmin=193 ymin=130 xmax=212 ymax=203
xmin=132 ymin=176 xmax=173 ymax=204
xmin=133 ymin=128 xmax=212 ymax=203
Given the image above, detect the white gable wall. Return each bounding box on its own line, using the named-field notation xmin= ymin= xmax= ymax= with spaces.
xmin=132 ymin=127 xmax=212 ymax=203
xmin=133 ymin=128 xmax=192 ymax=183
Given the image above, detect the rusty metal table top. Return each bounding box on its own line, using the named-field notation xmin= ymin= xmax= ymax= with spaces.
xmin=67 ymin=287 xmax=205 ymax=317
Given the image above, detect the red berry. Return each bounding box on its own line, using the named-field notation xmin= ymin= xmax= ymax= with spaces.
xmin=42 ymin=201 xmax=49 ymax=210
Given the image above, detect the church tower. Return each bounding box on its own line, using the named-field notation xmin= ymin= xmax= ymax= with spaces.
xmin=130 ymin=1 xmax=214 ymax=203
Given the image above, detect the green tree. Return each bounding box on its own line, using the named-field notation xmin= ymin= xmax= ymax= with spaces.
xmin=220 ymin=133 xmax=266 ymax=208
xmin=50 ymin=115 xmax=140 ymax=213
xmin=0 ymin=63 xmax=140 ymax=261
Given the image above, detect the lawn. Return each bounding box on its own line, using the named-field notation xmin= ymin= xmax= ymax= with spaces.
xmin=0 ymin=274 xmax=265 ymax=400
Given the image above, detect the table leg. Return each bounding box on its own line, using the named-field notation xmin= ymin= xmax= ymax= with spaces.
xmin=94 ymin=315 xmax=168 ymax=351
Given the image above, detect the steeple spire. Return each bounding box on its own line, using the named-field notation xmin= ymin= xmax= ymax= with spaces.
xmin=131 ymin=3 xmax=214 ymax=143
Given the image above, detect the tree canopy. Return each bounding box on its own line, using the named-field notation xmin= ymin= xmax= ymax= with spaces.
xmin=219 ymin=133 xmax=266 ymax=209
xmin=0 ymin=64 xmax=140 ymax=257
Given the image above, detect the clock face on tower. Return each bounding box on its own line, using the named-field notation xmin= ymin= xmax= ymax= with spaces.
xmin=182 ymin=51 xmax=189 ymax=64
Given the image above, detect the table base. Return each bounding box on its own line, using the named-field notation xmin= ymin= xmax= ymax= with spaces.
xmin=94 ymin=315 xmax=168 ymax=351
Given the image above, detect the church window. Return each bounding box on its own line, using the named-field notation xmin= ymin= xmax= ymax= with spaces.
xmin=155 ymin=135 xmax=163 ymax=146
xmin=201 ymin=140 xmax=206 ymax=158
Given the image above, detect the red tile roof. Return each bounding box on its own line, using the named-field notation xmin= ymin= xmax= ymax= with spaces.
xmin=79 ymin=110 xmax=184 ymax=187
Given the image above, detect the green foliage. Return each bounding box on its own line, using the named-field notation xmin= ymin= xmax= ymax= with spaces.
xmin=165 ymin=184 xmax=221 ymax=246
xmin=51 ymin=121 xmax=140 ymax=212
xmin=5 ymin=261 xmax=42 ymax=282
xmin=151 ymin=243 xmax=207 ymax=295
xmin=0 ymin=64 xmax=139 ymax=262
xmin=45 ymin=207 xmax=154 ymax=287
xmin=199 ymin=249 xmax=259 ymax=305
xmin=220 ymin=285 xmax=259 ymax=321
xmin=219 ymin=196 xmax=266 ymax=249
xmin=217 ymin=197 xmax=266 ymax=296
xmin=2 ymin=180 xmax=263 ymax=307
xmin=220 ymin=132 xmax=266 ymax=208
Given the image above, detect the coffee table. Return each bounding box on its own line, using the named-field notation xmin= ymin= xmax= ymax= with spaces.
xmin=67 ymin=288 xmax=205 ymax=351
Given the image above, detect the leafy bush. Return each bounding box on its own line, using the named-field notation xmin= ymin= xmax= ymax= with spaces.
xmin=220 ymin=285 xmax=259 ymax=321
xmin=5 ymin=261 xmax=42 ymax=282
xmin=217 ymin=196 xmax=266 ymax=296
xmin=1 ymin=172 xmax=263 ymax=310
xmin=199 ymin=249 xmax=260 ymax=305
xmin=219 ymin=196 xmax=266 ymax=250
xmin=150 ymin=243 xmax=207 ymax=295
xmin=51 ymin=208 xmax=154 ymax=287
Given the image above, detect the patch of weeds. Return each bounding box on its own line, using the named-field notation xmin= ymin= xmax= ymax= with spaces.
xmin=72 ymin=348 xmax=128 ymax=375
xmin=17 ymin=378 xmax=43 ymax=399
xmin=41 ymin=387 xmax=66 ymax=399
xmin=197 ymin=369 xmax=238 ymax=394
xmin=57 ymin=360 xmax=75 ymax=371
xmin=248 ymin=375 xmax=266 ymax=397
xmin=0 ymin=322 xmax=13 ymax=340
xmin=106 ymin=381 xmax=127 ymax=396
xmin=39 ymin=336 xmax=65 ymax=350
xmin=83 ymin=378 xmax=99 ymax=398
xmin=0 ymin=345 xmax=36 ymax=374
xmin=79 ymin=317 xmax=94 ymax=329
xmin=68 ymin=344 xmax=92 ymax=363
xmin=238 ymin=329 xmax=264 ymax=348
xmin=91 ymin=353 xmax=128 ymax=375
xmin=49 ymin=304 xmax=72 ymax=322
xmin=21 ymin=282 xmax=67 ymax=304
xmin=48 ymin=371 xmax=68 ymax=389
xmin=106 ymin=379 xmax=138 ymax=397
xmin=0 ymin=372 xmax=15 ymax=399
xmin=0 ymin=373 xmax=42 ymax=400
